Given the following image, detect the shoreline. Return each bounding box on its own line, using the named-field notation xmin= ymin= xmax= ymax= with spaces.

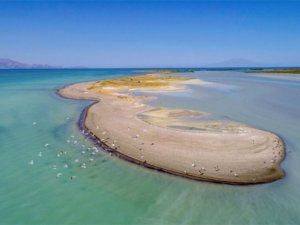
xmin=58 ymin=75 xmax=285 ymax=185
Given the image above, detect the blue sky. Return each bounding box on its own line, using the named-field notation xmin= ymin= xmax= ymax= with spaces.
xmin=0 ymin=0 xmax=299 ymax=67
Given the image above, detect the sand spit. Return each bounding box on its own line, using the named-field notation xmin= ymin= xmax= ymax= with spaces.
xmin=59 ymin=75 xmax=285 ymax=184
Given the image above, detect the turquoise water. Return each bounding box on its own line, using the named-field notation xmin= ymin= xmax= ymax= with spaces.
xmin=0 ymin=69 xmax=300 ymax=225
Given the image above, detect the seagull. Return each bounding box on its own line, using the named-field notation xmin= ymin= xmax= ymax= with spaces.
xmin=63 ymin=164 xmax=68 ymax=168
xmin=28 ymin=160 xmax=34 ymax=165
xmin=191 ymin=163 xmax=196 ymax=167
xmin=44 ymin=143 xmax=49 ymax=148
xmin=56 ymin=172 xmax=63 ymax=178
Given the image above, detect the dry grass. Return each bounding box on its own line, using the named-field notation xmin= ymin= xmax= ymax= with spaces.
xmin=87 ymin=74 xmax=191 ymax=95
xmin=246 ymin=69 xmax=300 ymax=74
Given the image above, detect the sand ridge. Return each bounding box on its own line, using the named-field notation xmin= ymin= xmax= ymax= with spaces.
xmin=59 ymin=75 xmax=285 ymax=184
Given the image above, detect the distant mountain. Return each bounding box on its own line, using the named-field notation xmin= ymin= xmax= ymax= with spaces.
xmin=204 ymin=58 xmax=275 ymax=68
xmin=0 ymin=58 xmax=60 ymax=69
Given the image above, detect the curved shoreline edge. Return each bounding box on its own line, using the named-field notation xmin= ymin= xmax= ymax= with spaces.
xmin=57 ymin=77 xmax=285 ymax=185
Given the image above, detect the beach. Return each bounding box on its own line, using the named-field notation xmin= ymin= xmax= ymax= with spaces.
xmin=59 ymin=74 xmax=285 ymax=184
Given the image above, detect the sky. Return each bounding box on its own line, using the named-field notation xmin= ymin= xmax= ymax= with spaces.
xmin=0 ymin=0 xmax=300 ymax=68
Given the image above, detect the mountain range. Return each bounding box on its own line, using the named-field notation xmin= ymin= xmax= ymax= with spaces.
xmin=0 ymin=58 xmax=60 ymax=69
xmin=0 ymin=57 xmax=277 ymax=69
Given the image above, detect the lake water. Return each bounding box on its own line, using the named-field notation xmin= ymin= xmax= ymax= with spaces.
xmin=0 ymin=69 xmax=300 ymax=224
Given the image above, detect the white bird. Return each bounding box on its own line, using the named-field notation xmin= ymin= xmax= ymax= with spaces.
xmin=89 ymin=158 xmax=94 ymax=162
xmin=44 ymin=143 xmax=49 ymax=147
xmin=73 ymin=140 xmax=78 ymax=144
xmin=63 ymin=164 xmax=68 ymax=168
xmin=28 ymin=160 xmax=34 ymax=165
xmin=71 ymin=135 xmax=75 ymax=138
xmin=56 ymin=172 xmax=63 ymax=178
xmin=191 ymin=163 xmax=196 ymax=167
xmin=66 ymin=139 xmax=70 ymax=143
xmin=38 ymin=152 xmax=42 ymax=157
xmin=81 ymin=151 xmax=86 ymax=155
xmin=74 ymin=159 xmax=79 ymax=163
xmin=52 ymin=165 xmax=57 ymax=170
xmin=81 ymin=163 xmax=86 ymax=169
xmin=32 ymin=122 xmax=37 ymax=126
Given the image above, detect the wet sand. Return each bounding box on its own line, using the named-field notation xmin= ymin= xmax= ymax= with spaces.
xmin=59 ymin=75 xmax=285 ymax=184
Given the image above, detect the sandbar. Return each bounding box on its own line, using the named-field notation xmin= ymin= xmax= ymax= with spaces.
xmin=59 ymin=74 xmax=285 ymax=184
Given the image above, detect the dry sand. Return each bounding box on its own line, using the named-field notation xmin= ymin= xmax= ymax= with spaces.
xmin=59 ymin=75 xmax=285 ymax=184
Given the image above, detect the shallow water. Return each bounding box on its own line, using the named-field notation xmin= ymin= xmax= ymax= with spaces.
xmin=0 ymin=69 xmax=300 ymax=224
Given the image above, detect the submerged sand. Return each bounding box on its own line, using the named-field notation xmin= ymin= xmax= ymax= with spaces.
xmin=59 ymin=74 xmax=285 ymax=184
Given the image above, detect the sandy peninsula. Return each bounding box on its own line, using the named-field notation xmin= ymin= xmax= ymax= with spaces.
xmin=59 ymin=74 xmax=285 ymax=184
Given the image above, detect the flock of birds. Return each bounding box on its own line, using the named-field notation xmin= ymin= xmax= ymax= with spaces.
xmin=29 ymin=117 xmax=277 ymax=182
xmin=28 ymin=118 xmax=104 ymax=180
